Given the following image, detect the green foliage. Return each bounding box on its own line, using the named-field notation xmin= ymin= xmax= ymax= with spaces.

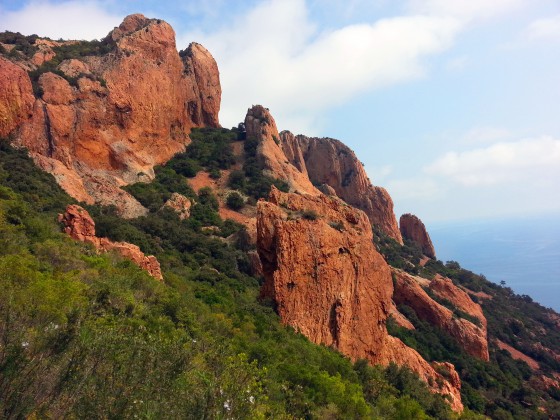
xmin=302 ymin=209 xmax=319 ymax=220
xmin=0 ymin=31 xmax=39 ymax=58
xmin=22 ymin=38 xmax=115 ymax=96
xmin=226 ymin=191 xmax=245 ymax=210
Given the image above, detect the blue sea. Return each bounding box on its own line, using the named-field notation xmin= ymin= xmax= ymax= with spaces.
xmin=428 ymin=215 xmax=560 ymax=312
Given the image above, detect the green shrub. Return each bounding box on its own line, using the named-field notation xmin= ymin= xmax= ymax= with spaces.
xmin=226 ymin=192 xmax=244 ymax=210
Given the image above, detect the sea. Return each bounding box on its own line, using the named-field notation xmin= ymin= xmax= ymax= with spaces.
xmin=428 ymin=215 xmax=560 ymax=312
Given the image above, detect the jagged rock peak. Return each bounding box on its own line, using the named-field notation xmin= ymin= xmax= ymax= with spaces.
xmin=244 ymin=105 xmax=319 ymax=196
xmin=1 ymin=14 xmax=221 ymax=217
xmin=279 ymin=130 xmax=403 ymax=243
xmin=399 ymin=213 xmax=436 ymax=258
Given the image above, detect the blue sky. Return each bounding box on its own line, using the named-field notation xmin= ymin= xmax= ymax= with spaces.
xmin=1 ymin=0 xmax=560 ymax=223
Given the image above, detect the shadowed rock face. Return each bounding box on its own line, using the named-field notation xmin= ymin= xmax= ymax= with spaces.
xmin=399 ymin=213 xmax=436 ymax=258
xmin=1 ymin=14 xmax=221 ymax=217
xmin=58 ymin=204 xmax=162 ymax=280
xmin=257 ymin=187 xmax=463 ymax=411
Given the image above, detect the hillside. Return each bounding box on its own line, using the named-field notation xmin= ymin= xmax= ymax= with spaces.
xmin=1 ymin=14 xmax=559 ymax=419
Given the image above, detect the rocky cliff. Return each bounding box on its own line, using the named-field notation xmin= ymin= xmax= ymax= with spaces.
xmin=392 ymin=269 xmax=489 ymax=361
xmin=1 ymin=14 xmax=221 ymax=217
xmin=58 ymin=204 xmax=163 ymax=279
xmin=280 ymin=131 xmax=403 ymax=244
xmin=257 ymin=187 xmax=462 ymax=410
xmin=399 ymin=213 xmax=436 ymax=258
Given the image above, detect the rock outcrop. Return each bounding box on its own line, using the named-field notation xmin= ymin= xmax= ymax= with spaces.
xmin=392 ymin=269 xmax=489 ymax=361
xmin=58 ymin=204 xmax=163 ymax=280
xmin=163 ymin=192 xmax=192 ymax=220
xmin=0 ymin=57 xmax=35 ymax=137
xmin=430 ymin=274 xmax=487 ymax=328
xmin=257 ymin=187 xmax=462 ymax=410
xmin=280 ymin=132 xmax=403 ymax=244
xmin=399 ymin=213 xmax=435 ymax=258
xmin=2 ymin=14 xmax=221 ymax=217
xmin=245 ymin=106 xmax=319 ymax=196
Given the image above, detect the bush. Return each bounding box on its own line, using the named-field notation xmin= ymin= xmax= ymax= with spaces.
xmin=302 ymin=210 xmax=318 ymax=220
xmin=226 ymin=192 xmax=244 ymax=210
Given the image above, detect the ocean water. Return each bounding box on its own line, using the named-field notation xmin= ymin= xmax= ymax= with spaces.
xmin=428 ymin=216 xmax=560 ymax=312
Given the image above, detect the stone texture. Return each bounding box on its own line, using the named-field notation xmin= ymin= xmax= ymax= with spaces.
xmin=3 ymin=14 xmax=221 ymax=217
xmin=399 ymin=213 xmax=436 ymax=258
xmin=0 ymin=57 xmax=35 ymax=137
xmin=430 ymin=274 xmax=487 ymax=328
xmin=257 ymin=187 xmax=462 ymax=410
xmin=393 ymin=269 xmax=489 ymax=361
xmin=163 ymin=192 xmax=192 ymax=219
xmin=280 ymin=131 xmax=403 ymax=243
xmin=58 ymin=204 xmax=163 ymax=280
xmin=245 ymin=106 xmax=319 ymax=196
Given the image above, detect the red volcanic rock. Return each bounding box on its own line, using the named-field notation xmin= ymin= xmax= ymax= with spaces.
xmin=430 ymin=274 xmax=487 ymax=328
xmin=257 ymin=187 xmax=462 ymax=410
xmin=381 ymin=337 xmax=463 ymax=412
xmin=59 ymin=204 xmax=163 ymax=280
xmin=0 ymin=57 xmax=34 ymax=137
xmin=245 ymin=106 xmax=319 ymax=196
xmin=280 ymin=131 xmax=403 ymax=244
xmin=393 ymin=269 xmax=489 ymax=361
xmin=389 ymin=301 xmax=415 ymax=330
xmin=399 ymin=213 xmax=436 ymax=258
xmin=6 ymin=14 xmax=221 ymax=217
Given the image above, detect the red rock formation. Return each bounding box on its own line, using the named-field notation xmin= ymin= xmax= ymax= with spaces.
xmin=393 ymin=269 xmax=489 ymax=361
xmin=389 ymin=301 xmax=415 ymax=330
xmin=257 ymin=187 xmax=462 ymax=410
xmin=245 ymin=106 xmax=319 ymax=196
xmin=58 ymin=204 xmax=163 ymax=280
xmin=163 ymin=192 xmax=192 ymax=219
xmin=399 ymin=213 xmax=436 ymax=258
xmin=430 ymin=274 xmax=487 ymax=328
xmin=2 ymin=14 xmax=221 ymax=217
xmin=0 ymin=57 xmax=34 ymax=137
xmin=379 ymin=337 xmax=463 ymax=411
xmin=280 ymin=131 xmax=403 ymax=243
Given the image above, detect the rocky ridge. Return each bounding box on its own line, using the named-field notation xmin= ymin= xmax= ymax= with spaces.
xmin=392 ymin=269 xmax=489 ymax=361
xmin=58 ymin=204 xmax=163 ymax=280
xmin=1 ymin=14 xmax=221 ymax=217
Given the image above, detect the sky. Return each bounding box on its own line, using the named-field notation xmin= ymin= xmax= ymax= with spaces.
xmin=1 ymin=0 xmax=560 ymax=223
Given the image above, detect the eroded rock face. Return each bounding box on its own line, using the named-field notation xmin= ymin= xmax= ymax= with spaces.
xmin=0 ymin=57 xmax=35 ymax=137
xmin=399 ymin=213 xmax=435 ymax=258
xmin=257 ymin=187 xmax=462 ymax=410
xmin=59 ymin=204 xmax=163 ymax=280
xmin=430 ymin=274 xmax=487 ymax=329
xmin=2 ymin=14 xmax=221 ymax=217
xmin=392 ymin=269 xmax=489 ymax=361
xmin=280 ymin=131 xmax=402 ymax=243
xmin=245 ymin=106 xmax=319 ymax=196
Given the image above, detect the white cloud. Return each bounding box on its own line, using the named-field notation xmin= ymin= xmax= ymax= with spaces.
xmin=445 ymin=55 xmax=468 ymax=71
xmin=386 ymin=177 xmax=441 ymax=200
xmin=425 ymin=136 xmax=560 ymax=186
xmin=524 ymin=14 xmax=560 ymax=42
xmin=460 ymin=126 xmax=512 ymax=144
xmin=406 ymin=0 xmax=524 ymax=22
xmin=180 ymin=0 xmax=461 ymax=133
xmin=0 ymin=1 xmax=121 ymax=40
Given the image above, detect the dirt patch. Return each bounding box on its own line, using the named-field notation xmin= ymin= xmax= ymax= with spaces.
xmin=496 ymin=339 xmax=540 ymax=370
